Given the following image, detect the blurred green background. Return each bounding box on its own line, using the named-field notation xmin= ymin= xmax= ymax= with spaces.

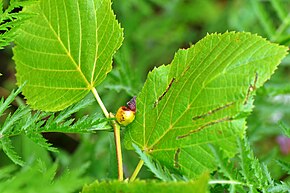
xmin=0 ymin=0 xmax=290 ymax=185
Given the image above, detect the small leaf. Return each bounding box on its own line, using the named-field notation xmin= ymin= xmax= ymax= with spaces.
xmin=82 ymin=174 xmax=208 ymax=193
xmin=279 ymin=121 xmax=290 ymax=138
xmin=0 ymin=165 xmax=18 ymax=180
xmin=124 ymin=32 xmax=288 ymax=178
xmin=133 ymin=143 xmax=172 ymax=182
xmin=26 ymin=132 xmax=58 ymax=152
xmin=13 ymin=0 xmax=123 ymax=111
xmin=0 ymin=160 xmax=89 ymax=193
xmin=0 ymin=106 xmax=30 ymax=136
xmin=0 ymin=84 xmax=24 ymax=117
xmin=276 ymin=160 xmax=290 ymax=174
xmin=237 ymin=137 xmax=270 ymax=191
xmin=0 ymin=137 xmax=24 ymax=166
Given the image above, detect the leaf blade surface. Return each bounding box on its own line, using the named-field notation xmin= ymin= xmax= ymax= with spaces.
xmin=124 ymin=32 xmax=288 ymax=177
xmin=14 ymin=0 xmax=123 ymax=111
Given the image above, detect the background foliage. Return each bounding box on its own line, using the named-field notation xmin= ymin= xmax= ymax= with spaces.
xmin=0 ymin=0 xmax=289 ymax=192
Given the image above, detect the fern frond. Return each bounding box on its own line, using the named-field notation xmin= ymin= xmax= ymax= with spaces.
xmin=1 ymin=106 xmax=30 ymax=135
xmin=209 ymin=145 xmax=235 ymax=181
xmin=0 ymin=84 xmax=24 ymax=118
xmin=251 ymin=0 xmax=276 ymax=38
xmin=237 ymin=137 xmax=269 ymax=192
xmin=0 ymin=87 xmax=110 ymax=165
xmin=211 ymin=138 xmax=277 ymax=193
xmin=270 ymin=0 xmax=287 ymax=20
xmin=0 ymin=164 xmax=17 ymax=180
xmin=105 ymin=52 xmax=140 ymax=96
xmin=0 ymin=160 xmax=89 ymax=193
xmin=279 ymin=121 xmax=290 ymax=138
xmin=0 ymin=137 xmax=24 ymax=166
xmin=0 ymin=1 xmax=32 ymax=49
xmin=133 ymin=143 xmax=186 ymax=182
xmin=26 ymin=132 xmax=58 ymax=152
xmin=276 ymin=160 xmax=290 ymax=174
xmin=209 ymin=145 xmax=242 ymax=193
xmin=54 ymin=95 xmax=95 ymax=123
xmin=268 ymin=182 xmax=290 ymax=193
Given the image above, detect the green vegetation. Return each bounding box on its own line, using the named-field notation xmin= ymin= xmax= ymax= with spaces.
xmin=0 ymin=0 xmax=289 ymax=192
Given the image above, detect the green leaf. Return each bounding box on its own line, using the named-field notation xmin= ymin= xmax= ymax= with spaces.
xmin=26 ymin=132 xmax=58 ymax=152
xmin=0 ymin=165 xmax=18 ymax=180
xmin=268 ymin=182 xmax=290 ymax=193
xmin=276 ymin=160 xmax=290 ymax=174
xmin=0 ymin=106 xmax=30 ymax=136
xmin=0 ymin=1 xmax=32 ymax=50
xmin=0 ymin=160 xmax=89 ymax=193
xmin=124 ymin=32 xmax=288 ymax=178
xmin=133 ymin=143 xmax=172 ymax=181
xmin=237 ymin=137 xmax=271 ymax=192
xmin=82 ymin=174 xmax=208 ymax=193
xmin=0 ymin=137 xmax=24 ymax=166
xmin=0 ymin=84 xmax=24 ymax=118
xmin=133 ymin=143 xmax=185 ymax=182
xmin=13 ymin=0 xmax=123 ymax=111
xmin=0 ymin=89 xmax=108 ymax=164
xmin=251 ymin=0 xmax=276 ymax=38
xmin=279 ymin=121 xmax=290 ymax=138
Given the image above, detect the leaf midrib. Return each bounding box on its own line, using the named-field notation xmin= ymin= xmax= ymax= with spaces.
xmin=146 ymin=35 xmax=263 ymax=150
xmin=144 ymin=35 xmax=227 ymax=149
xmin=40 ymin=2 xmax=92 ymax=90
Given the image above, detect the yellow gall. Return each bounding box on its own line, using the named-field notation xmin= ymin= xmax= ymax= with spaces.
xmin=116 ymin=106 xmax=135 ymax=126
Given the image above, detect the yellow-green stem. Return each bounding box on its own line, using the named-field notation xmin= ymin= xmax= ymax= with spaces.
xmin=130 ymin=159 xmax=144 ymax=182
xmin=92 ymin=88 xmax=123 ymax=181
xmin=91 ymin=87 xmax=109 ymax=118
xmin=112 ymin=118 xmax=124 ymax=181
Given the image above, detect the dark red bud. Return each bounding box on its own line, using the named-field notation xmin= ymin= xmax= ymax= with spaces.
xmin=127 ymin=96 xmax=136 ymax=112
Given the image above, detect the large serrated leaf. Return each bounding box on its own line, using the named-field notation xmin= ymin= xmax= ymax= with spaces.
xmin=13 ymin=0 xmax=123 ymax=111
xmin=124 ymin=32 xmax=288 ymax=178
xmin=82 ymin=173 xmax=208 ymax=193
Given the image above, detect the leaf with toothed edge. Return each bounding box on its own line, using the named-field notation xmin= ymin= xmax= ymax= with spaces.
xmin=124 ymin=32 xmax=288 ymax=178
xmin=13 ymin=0 xmax=123 ymax=112
xmin=82 ymin=173 xmax=208 ymax=193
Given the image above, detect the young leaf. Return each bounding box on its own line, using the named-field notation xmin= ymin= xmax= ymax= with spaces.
xmin=13 ymin=0 xmax=123 ymax=111
xmin=124 ymin=32 xmax=288 ymax=178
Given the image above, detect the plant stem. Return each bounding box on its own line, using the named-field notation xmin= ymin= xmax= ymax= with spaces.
xmin=130 ymin=159 xmax=144 ymax=182
xmin=209 ymin=180 xmax=244 ymax=185
xmin=91 ymin=87 xmax=123 ymax=181
xmin=112 ymin=118 xmax=124 ymax=181
xmin=91 ymin=87 xmax=109 ymax=118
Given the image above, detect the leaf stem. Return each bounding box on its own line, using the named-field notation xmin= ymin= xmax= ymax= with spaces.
xmin=111 ymin=117 xmax=124 ymax=181
xmin=91 ymin=87 xmax=109 ymax=118
xmin=209 ymin=180 xmax=244 ymax=185
xmin=130 ymin=159 xmax=144 ymax=182
xmin=91 ymin=87 xmax=123 ymax=181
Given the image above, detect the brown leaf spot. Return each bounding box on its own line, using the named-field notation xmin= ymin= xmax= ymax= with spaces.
xmin=174 ymin=148 xmax=181 ymax=168
xmin=154 ymin=78 xmax=175 ymax=107
xmin=177 ymin=117 xmax=232 ymax=139
xmin=192 ymin=102 xmax=235 ymax=121
xmin=244 ymin=72 xmax=258 ymax=105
